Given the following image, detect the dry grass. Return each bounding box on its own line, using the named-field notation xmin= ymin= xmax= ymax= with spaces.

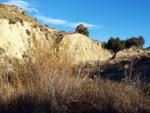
xmin=0 ymin=34 xmax=150 ymax=113
xmin=0 ymin=2 xmax=38 ymax=24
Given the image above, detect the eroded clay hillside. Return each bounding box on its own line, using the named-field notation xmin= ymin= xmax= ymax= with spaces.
xmin=59 ymin=34 xmax=113 ymax=63
xmin=0 ymin=2 xmax=150 ymax=113
xmin=0 ymin=2 xmax=113 ymax=64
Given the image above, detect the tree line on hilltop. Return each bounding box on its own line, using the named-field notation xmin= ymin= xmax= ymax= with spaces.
xmin=102 ymin=36 xmax=145 ymax=52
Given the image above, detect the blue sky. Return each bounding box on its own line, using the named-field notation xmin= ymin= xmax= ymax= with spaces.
xmin=2 ymin=0 xmax=150 ymax=48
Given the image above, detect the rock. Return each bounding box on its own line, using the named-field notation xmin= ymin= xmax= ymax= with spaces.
xmin=58 ymin=34 xmax=113 ymax=63
xmin=114 ymin=46 xmax=146 ymax=60
xmin=0 ymin=19 xmax=57 ymax=59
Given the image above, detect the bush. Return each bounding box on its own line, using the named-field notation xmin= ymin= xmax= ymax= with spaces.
xmin=76 ymin=24 xmax=89 ymax=37
xmin=126 ymin=36 xmax=145 ymax=48
xmin=107 ymin=37 xmax=124 ymax=52
xmin=101 ymin=41 xmax=107 ymax=48
xmin=108 ymin=37 xmax=116 ymax=50
xmin=103 ymin=36 xmax=145 ymax=52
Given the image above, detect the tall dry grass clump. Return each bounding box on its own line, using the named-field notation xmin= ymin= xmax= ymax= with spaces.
xmin=0 ymin=34 xmax=150 ymax=113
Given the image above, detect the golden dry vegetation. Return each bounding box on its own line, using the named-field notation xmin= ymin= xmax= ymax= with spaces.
xmin=0 ymin=34 xmax=150 ymax=113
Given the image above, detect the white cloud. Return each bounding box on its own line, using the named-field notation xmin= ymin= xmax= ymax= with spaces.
xmin=64 ymin=22 xmax=100 ymax=29
xmin=35 ymin=15 xmax=100 ymax=29
xmin=34 ymin=15 xmax=67 ymax=25
xmin=5 ymin=0 xmax=38 ymax=12
xmin=4 ymin=0 xmax=101 ymax=29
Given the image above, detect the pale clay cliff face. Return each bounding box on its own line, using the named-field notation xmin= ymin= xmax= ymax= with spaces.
xmin=0 ymin=19 xmax=57 ymax=59
xmin=60 ymin=34 xmax=113 ymax=63
xmin=0 ymin=19 xmax=113 ymax=64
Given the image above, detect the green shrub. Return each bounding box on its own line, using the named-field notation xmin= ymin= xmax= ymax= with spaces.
xmin=101 ymin=41 xmax=107 ymax=48
xmin=103 ymin=36 xmax=145 ymax=52
xmin=126 ymin=36 xmax=145 ymax=48
xmin=76 ymin=24 xmax=89 ymax=37
xmin=107 ymin=37 xmax=124 ymax=52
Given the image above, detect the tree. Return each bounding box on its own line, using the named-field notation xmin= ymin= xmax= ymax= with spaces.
xmin=102 ymin=36 xmax=145 ymax=52
xmin=102 ymin=41 xmax=108 ymax=48
xmin=126 ymin=36 xmax=145 ymax=48
xmin=105 ymin=37 xmax=128 ymax=52
xmin=107 ymin=37 xmax=116 ymax=50
xmin=76 ymin=24 xmax=89 ymax=37
xmin=115 ymin=37 xmax=122 ymax=52
xmin=138 ymin=36 xmax=145 ymax=47
xmin=121 ymin=40 xmax=126 ymax=50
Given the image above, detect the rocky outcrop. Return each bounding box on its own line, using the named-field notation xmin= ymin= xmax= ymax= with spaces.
xmin=0 ymin=19 xmax=57 ymax=59
xmin=82 ymin=46 xmax=150 ymax=83
xmin=0 ymin=18 xmax=112 ymax=64
xmin=58 ymin=34 xmax=113 ymax=63
xmin=114 ymin=46 xmax=150 ymax=60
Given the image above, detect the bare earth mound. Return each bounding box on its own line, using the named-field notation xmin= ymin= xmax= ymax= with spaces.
xmin=59 ymin=33 xmax=113 ymax=63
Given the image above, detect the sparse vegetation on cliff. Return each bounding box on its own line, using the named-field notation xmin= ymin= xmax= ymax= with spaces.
xmin=0 ymin=2 xmax=38 ymax=24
